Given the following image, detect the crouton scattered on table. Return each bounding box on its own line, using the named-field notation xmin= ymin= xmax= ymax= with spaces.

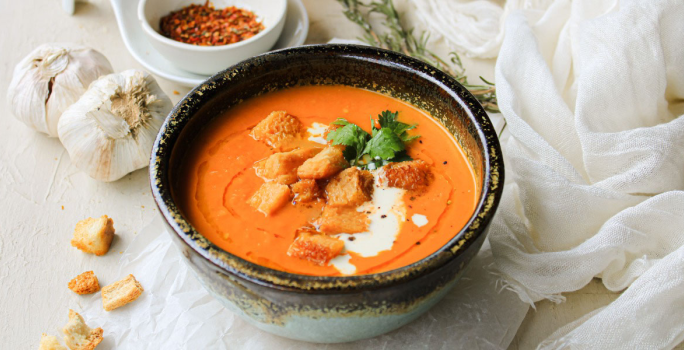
xmin=297 ymin=146 xmax=349 ymax=179
xmin=62 ymin=310 xmax=103 ymax=350
xmin=317 ymin=206 xmax=369 ymax=234
xmin=247 ymin=182 xmax=292 ymax=215
xmin=68 ymin=271 xmax=100 ymax=295
xmin=287 ymin=229 xmax=345 ymax=265
xmin=39 ymin=334 xmax=67 ymax=350
xmin=325 ymin=167 xmax=374 ymax=207
xmin=101 ymin=274 xmax=144 ymax=312
xmin=250 ymin=111 xmax=302 ymax=149
xmin=70 ymin=216 xmax=115 ymax=256
xmin=254 ymin=147 xmax=321 ymax=185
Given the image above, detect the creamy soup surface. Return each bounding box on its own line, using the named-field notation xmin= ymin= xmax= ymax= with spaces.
xmin=174 ymin=85 xmax=478 ymax=276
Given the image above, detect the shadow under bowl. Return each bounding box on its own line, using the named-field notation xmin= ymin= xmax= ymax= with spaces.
xmin=150 ymin=44 xmax=504 ymax=343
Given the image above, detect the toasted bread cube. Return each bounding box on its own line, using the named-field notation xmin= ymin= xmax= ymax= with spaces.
xmin=68 ymin=271 xmax=100 ymax=295
xmin=70 ymin=216 xmax=115 ymax=256
xmin=62 ymin=310 xmax=103 ymax=350
xmin=291 ymin=179 xmax=321 ymax=203
xmin=101 ymin=274 xmax=144 ymax=312
xmin=297 ymin=146 xmax=349 ymax=179
xmin=317 ymin=206 xmax=369 ymax=234
xmin=250 ymin=111 xmax=302 ymax=149
xmin=380 ymin=160 xmax=432 ymax=190
xmin=287 ymin=230 xmax=344 ymax=265
xmin=39 ymin=334 xmax=67 ymax=350
xmin=254 ymin=148 xmax=321 ymax=185
xmin=325 ymin=167 xmax=374 ymax=207
xmin=247 ymin=182 xmax=292 ymax=215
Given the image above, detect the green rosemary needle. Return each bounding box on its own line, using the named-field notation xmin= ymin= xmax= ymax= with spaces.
xmin=336 ymin=0 xmax=500 ymax=114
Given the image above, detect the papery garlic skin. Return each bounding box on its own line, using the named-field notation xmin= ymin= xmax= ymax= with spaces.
xmin=58 ymin=70 xmax=172 ymax=182
xmin=7 ymin=43 xmax=113 ymax=137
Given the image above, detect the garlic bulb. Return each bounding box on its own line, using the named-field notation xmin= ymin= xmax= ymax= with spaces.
xmin=7 ymin=43 xmax=113 ymax=137
xmin=58 ymin=70 xmax=172 ymax=182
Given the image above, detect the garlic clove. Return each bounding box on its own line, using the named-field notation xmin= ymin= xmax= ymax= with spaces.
xmin=7 ymin=43 xmax=113 ymax=137
xmin=58 ymin=70 xmax=172 ymax=182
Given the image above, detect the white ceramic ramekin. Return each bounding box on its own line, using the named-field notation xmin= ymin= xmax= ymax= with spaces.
xmin=138 ymin=0 xmax=287 ymax=75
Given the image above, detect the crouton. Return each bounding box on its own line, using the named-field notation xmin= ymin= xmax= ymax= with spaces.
xmin=380 ymin=160 xmax=432 ymax=190
xmin=39 ymin=334 xmax=67 ymax=350
xmin=70 ymin=216 xmax=115 ymax=256
xmin=325 ymin=167 xmax=374 ymax=207
xmin=101 ymin=274 xmax=144 ymax=312
xmin=68 ymin=271 xmax=100 ymax=295
xmin=62 ymin=310 xmax=103 ymax=350
xmin=317 ymin=206 xmax=369 ymax=234
xmin=297 ymin=146 xmax=349 ymax=179
xmin=287 ymin=229 xmax=344 ymax=265
xmin=247 ymin=182 xmax=292 ymax=215
xmin=254 ymin=148 xmax=321 ymax=185
xmin=291 ymin=179 xmax=321 ymax=203
xmin=250 ymin=111 xmax=302 ymax=149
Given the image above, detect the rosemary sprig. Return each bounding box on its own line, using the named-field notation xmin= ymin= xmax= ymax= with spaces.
xmin=336 ymin=0 xmax=500 ymax=114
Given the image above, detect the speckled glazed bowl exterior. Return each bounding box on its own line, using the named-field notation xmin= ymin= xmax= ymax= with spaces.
xmin=150 ymin=44 xmax=504 ymax=343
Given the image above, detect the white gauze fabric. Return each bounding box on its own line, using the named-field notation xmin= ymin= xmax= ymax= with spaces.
xmin=413 ymin=0 xmax=556 ymax=58
xmin=489 ymin=0 xmax=684 ymax=347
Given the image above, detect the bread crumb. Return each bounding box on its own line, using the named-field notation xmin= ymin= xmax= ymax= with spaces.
xmin=62 ymin=310 xmax=103 ymax=350
xmin=173 ymin=90 xmax=179 ymax=95
xmin=70 ymin=216 xmax=115 ymax=256
xmin=61 ymin=205 xmax=64 ymax=210
xmin=102 ymin=274 xmax=144 ymax=311
xmin=39 ymin=334 xmax=67 ymax=350
xmin=68 ymin=271 xmax=100 ymax=295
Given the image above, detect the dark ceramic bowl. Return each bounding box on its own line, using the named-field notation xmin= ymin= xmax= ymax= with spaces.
xmin=150 ymin=44 xmax=504 ymax=343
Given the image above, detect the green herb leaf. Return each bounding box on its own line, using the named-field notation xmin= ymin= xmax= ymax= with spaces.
xmin=326 ymin=110 xmax=418 ymax=166
xmin=363 ymin=127 xmax=405 ymax=160
xmin=390 ymin=150 xmax=413 ymax=163
xmin=326 ymin=123 xmax=370 ymax=163
xmin=331 ymin=118 xmax=351 ymax=126
xmin=377 ymin=110 xmax=419 ymax=142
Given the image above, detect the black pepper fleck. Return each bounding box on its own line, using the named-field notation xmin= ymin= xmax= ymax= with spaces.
xmin=419 ymin=140 xmax=423 ymax=144
xmin=443 ymin=161 xmax=448 ymax=165
xmin=381 ymin=215 xmax=387 ymax=218
xmin=348 ymin=236 xmax=356 ymax=241
xmin=416 ymin=241 xmax=421 ymax=245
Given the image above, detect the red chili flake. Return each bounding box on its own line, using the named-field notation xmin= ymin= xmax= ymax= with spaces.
xmin=159 ymin=1 xmax=265 ymax=46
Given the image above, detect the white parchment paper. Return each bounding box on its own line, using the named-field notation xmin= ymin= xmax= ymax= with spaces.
xmin=72 ymin=216 xmax=528 ymax=349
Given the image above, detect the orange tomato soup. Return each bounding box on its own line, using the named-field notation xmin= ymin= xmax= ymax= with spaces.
xmin=174 ymin=85 xmax=478 ymax=276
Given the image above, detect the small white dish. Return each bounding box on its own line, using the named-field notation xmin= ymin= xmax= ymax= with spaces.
xmin=109 ymin=0 xmax=309 ymax=87
xmin=138 ymin=0 xmax=287 ymax=75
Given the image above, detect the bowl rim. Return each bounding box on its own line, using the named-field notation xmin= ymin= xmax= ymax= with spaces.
xmin=137 ymin=0 xmax=288 ymax=52
xmin=149 ymin=44 xmax=504 ymax=293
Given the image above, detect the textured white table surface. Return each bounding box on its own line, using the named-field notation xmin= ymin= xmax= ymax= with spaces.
xmin=0 ymin=0 xmax=628 ymax=349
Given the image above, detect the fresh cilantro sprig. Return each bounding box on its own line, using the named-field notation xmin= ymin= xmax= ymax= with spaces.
xmin=326 ymin=110 xmax=420 ymax=169
xmin=375 ymin=110 xmax=419 ymax=142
